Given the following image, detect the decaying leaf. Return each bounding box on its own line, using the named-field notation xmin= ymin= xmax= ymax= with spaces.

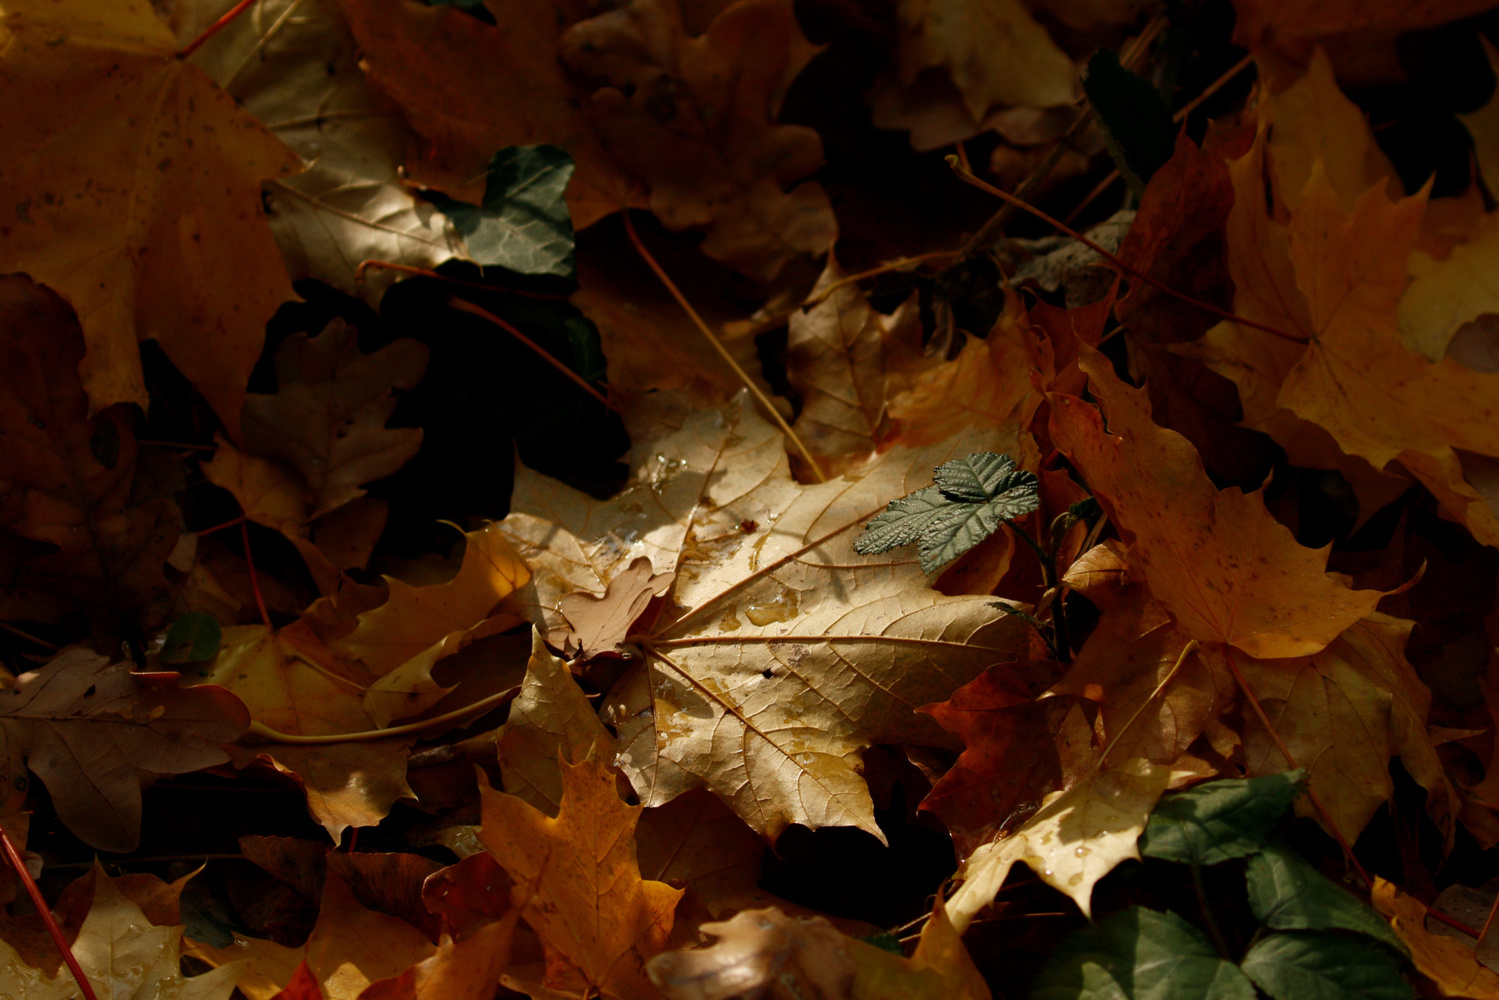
xmin=500 ymin=395 xmax=1027 ymax=840
xmin=479 ymin=757 xmax=683 ymax=1000
xmin=0 ymin=0 xmax=299 ymax=431
xmin=0 ymin=648 xmax=249 ymax=852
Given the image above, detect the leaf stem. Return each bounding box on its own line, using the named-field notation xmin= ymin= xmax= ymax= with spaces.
xmin=1190 ymin=860 xmax=1231 ymax=957
xmin=241 ymin=521 xmax=272 ymax=629
xmin=176 ymin=0 xmax=260 ymax=58
xmin=0 ymin=824 xmax=98 ymax=1000
xmin=448 ymin=298 xmax=617 ymax=411
xmin=621 ymin=211 xmax=827 ymax=483
xmin=800 ymin=251 xmax=959 ymax=308
xmin=244 ymin=683 xmax=520 ymax=744
xmin=0 ymin=621 xmax=58 ymax=651
xmin=1100 ymin=639 xmax=1198 ymax=766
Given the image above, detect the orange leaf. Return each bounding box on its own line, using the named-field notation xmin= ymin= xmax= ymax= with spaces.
xmin=1373 ymin=878 xmax=1499 ymax=999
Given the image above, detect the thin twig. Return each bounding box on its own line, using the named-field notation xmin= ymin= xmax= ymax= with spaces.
xmin=176 ymin=0 xmax=260 ymax=58
xmin=0 ymin=824 xmax=98 ymax=1000
xmin=448 ymin=298 xmax=616 ymax=411
xmin=356 ymin=260 xmax=568 ymax=300
xmin=246 ymin=684 xmax=521 ymax=744
xmin=195 ymin=514 xmax=247 ymax=538
xmin=0 ymin=621 xmax=58 ymax=651
xmin=801 ymin=251 xmax=959 ymax=308
xmin=240 ymin=521 xmax=272 ymax=629
xmin=947 ymin=159 xmax=1305 ymax=343
xmin=621 ymin=212 xmax=827 ymax=482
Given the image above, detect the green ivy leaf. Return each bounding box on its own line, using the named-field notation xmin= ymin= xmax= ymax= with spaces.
xmin=1139 ymin=770 xmax=1305 ymax=865
xmin=1240 ymin=932 xmax=1415 ymax=1000
xmin=1032 ymin=907 xmax=1256 ymax=1000
xmin=160 ymin=612 xmax=222 ymax=665
xmin=1082 ymin=50 xmax=1176 ymax=198
xmin=1246 ymin=843 xmax=1406 ymax=955
xmin=855 ymin=452 xmax=1039 ymax=573
xmin=434 ymin=145 xmax=576 ymax=279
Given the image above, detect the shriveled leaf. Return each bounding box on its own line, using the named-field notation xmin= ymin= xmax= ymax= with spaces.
xmin=479 ymin=758 xmax=682 ymax=1000
xmin=1030 ymin=906 xmax=1256 ymax=1000
xmin=501 ymin=396 xmax=1027 ymax=840
xmin=0 ymin=648 xmax=248 ymax=852
xmin=947 ymin=758 xmax=1171 ymax=929
xmin=1246 ymin=843 xmax=1405 ymax=954
xmin=556 ymin=556 xmax=674 ymax=660
xmin=0 ymin=0 xmax=298 ymax=431
xmin=1240 ymin=932 xmax=1414 ymax=1000
xmin=0 ymin=869 xmax=239 ymax=1000
xmin=433 ymin=145 xmax=576 ymax=278
xmin=1140 ymin=771 xmax=1305 ymax=865
xmin=648 ymin=907 xmax=856 ymax=1000
xmin=179 ymin=0 xmax=461 ymax=304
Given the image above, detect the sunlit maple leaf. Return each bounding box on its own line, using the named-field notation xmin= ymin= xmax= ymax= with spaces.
xmin=499 ymin=395 xmax=1027 ymax=840
xmin=189 ymin=870 xmax=436 ymax=1000
xmin=360 ymin=914 xmax=518 ymax=1000
xmin=0 ymin=276 xmax=179 ymax=640
xmin=0 ymin=648 xmax=248 ymax=852
xmin=1049 ymin=345 xmax=1382 ymax=657
xmin=0 ymin=0 xmax=300 ymax=433
xmin=479 ymin=757 xmax=683 ymax=1000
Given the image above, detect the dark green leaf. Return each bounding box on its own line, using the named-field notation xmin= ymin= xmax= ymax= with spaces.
xmin=1240 ymin=932 xmax=1414 ymax=1000
xmin=1140 ymin=770 xmax=1304 ymax=865
xmin=1246 ymin=843 xmax=1405 ymax=954
xmin=160 ymin=612 xmax=222 ymax=664
xmin=1032 ymin=907 xmax=1256 ymax=1000
xmin=855 ymin=452 xmax=1040 ymax=573
xmin=434 ymin=145 xmax=576 ymax=279
xmin=1082 ymin=50 xmax=1175 ymax=197
xmin=860 ymin=931 xmax=904 ymax=955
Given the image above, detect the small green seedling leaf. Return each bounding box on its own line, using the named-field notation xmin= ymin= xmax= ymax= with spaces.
xmin=1082 ymin=50 xmax=1175 ymax=198
xmin=1240 ymin=932 xmax=1414 ymax=1000
xmin=160 ymin=612 xmax=222 ymax=665
xmin=856 ymin=452 xmax=1040 ymax=573
xmin=1246 ymin=843 xmax=1406 ymax=955
xmin=1032 ymin=907 xmax=1256 ymax=1000
xmin=434 ymin=145 xmax=576 ymax=279
xmin=1140 ymin=770 xmax=1304 ymax=865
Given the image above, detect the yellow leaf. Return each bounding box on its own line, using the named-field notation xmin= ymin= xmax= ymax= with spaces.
xmin=1373 ymin=877 xmax=1499 ymax=999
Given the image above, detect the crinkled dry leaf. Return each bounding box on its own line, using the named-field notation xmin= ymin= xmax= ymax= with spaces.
xmin=179 ymin=0 xmax=462 ymax=304
xmin=648 ymin=907 xmax=856 ymax=1000
xmin=557 ymin=556 xmax=674 ymax=660
xmin=479 ymin=757 xmax=683 ymax=1000
xmin=0 ymin=648 xmax=249 ymax=852
xmin=500 ymin=395 xmax=1027 ymax=840
xmin=0 ymin=0 xmax=299 ymax=432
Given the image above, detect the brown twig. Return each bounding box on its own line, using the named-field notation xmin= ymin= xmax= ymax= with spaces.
xmin=245 ymin=684 xmax=521 ymax=744
xmin=241 ymin=521 xmax=272 ymax=629
xmin=447 ymin=298 xmax=616 ymax=411
xmin=195 ymin=514 xmax=247 ymax=538
xmin=356 ymin=260 xmax=568 ymax=300
xmin=621 ymin=212 xmax=827 ymax=482
xmin=0 ymin=622 xmax=58 ymax=651
xmin=176 ymin=0 xmax=260 ymax=58
xmin=0 ymin=823 xmax=98 ymax=1000
xmin=801 ymin=251 xmax=960 ymax=308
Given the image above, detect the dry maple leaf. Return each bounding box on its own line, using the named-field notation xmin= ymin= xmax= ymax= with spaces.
xmin=0 ymin=647 xmax=249 ymax=852
xmin=0 ymin=866 xmax=240 ymax=1000
xmin=499 ymin=395 xmax=1027 ymax=841
xmin=1049 ymin=345 xmax=1383 ymax=657
xmin=648 ymin=906 xmax=856 ymax=1000
xmin=179 ymin=0 xmax=463 ymax=304
xmin=0 ymin=0 xmax=299 ymax=434
xmin=479 ymin=757 xmax=683 ymax=1000
xmin=190 ymin=870 xmax=437 ymax=1000
xmin=243 ymin=319 xmax=427 ymax=522
xmin=1373 ymin=877 xmax=1499 ymax=999
xmin=359 ymin=914 xmax=518 ymax=1000
xmin=0 ymin=275 xmax=179 ymax=640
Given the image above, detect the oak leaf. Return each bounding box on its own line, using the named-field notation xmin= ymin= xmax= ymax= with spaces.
xmin=0 ymin=276 xmax=179 ymax=639
xmin=189 ymin=870 xmax=436 ymax=1000
xmin=0 ymin=866 xmax=240 ymax=1000
xmin=0 ymin=0 xmax=299 ymax=433
xmin=1049 ymin=344 xmax=1383 ymax=657
xmin=179 ymin=0 xmax=462 ymax=304
xmin=499 ymin=395 xmax=1027 ymax=840
xmin=479 ymin=757 xmax=683 ymax=1000
xmin=0 ymin=648 xmax=249 ymax=852
xmin=556 ymin=556 xmax=675 ymax=661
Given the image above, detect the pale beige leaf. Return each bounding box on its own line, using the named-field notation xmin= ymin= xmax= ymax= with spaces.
xmin=557 ymin=555 xmax=674 ymax=660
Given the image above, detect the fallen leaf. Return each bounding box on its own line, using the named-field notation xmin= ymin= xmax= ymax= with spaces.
xmin=0 ymin=0 xmax=299 ymax=432
xmin=479 ymin=757 xmax=683 ymax=1000
xmin=360 ymin=914 xmax=519 ymax=1000
xmin=636 ymin=788 xmax=781 ymax=919
xmin=1049 ymin=344 xmax=1383 ymax=657
xmin=189 ymin=870 xmax=436 ymax=1000
xmin=501 ymin=395 xmax=1027 ymax=840
xmin=847 ymin=900 xmax=992 ymax=1000
xmin=431 ymin=145 xmax=576 ymax=279
xmin=179 ymin=0 xmax=461 ymax=304
xmin=496 ymin=631 xmax=619 ymax=814
xmin=270 ymin=962 xmax=324 ymax=1000
xmin=646 ymin=906 xmax=857 ymax=1000
xmin=0 ymin=866 xmax=240 ymax=999
xmin=556 ymin=556 xmax=675 ymax=660
xmin=0 ymin=275 xmax=179 ymax=640
xmin=1374 ymin=877 xmax=1499 ymax=999
xmin=421 ymin=853 xmax=514 ymax=940
xmin=243 ymin=319 xmax=427 ymax=521
xmin=894 ymin=0 xmax=1074 ymax=120
xmin=0 ymin=648 xmax=248 ymax=852
xmin=946 ymin=757 xmax=1171 ymax=929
